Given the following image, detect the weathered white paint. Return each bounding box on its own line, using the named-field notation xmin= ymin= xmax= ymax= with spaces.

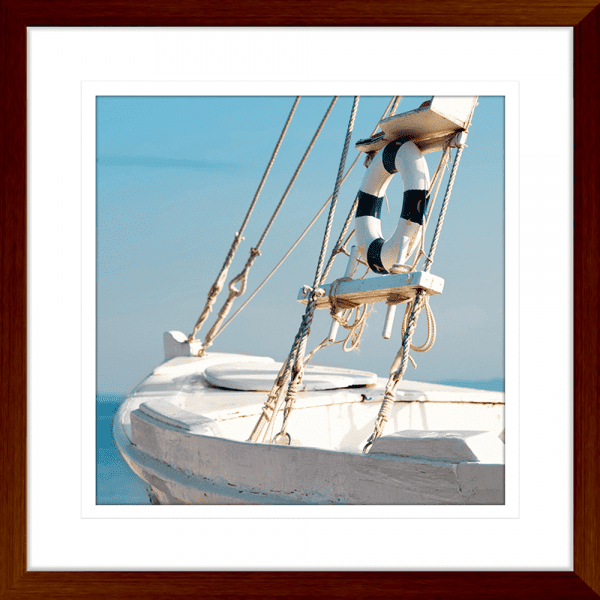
xmin=163 ymin=330 xmax=203 ymax=359
xmin=137 ymin=398 xmax=222 ymax=436
xmin=204 ymin=361 xmax=377 ymax=392
xmin=127 ymin=409 xmax=503 ymax=505
xmin=115 ymin=352 xmax=505 ymax=505
xmin=369 ymin=430 xmax=504 ymax=464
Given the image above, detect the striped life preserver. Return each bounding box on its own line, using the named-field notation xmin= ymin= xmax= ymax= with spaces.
xmin=355 ymin=139 xmax=430 ymax=275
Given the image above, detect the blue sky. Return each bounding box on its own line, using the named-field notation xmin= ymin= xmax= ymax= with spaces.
xmin=96 ymin=96 xmax=504 ymax=394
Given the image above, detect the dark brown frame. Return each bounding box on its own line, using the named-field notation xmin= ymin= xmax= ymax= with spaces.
xmin=2 ymin=2 xmax=598 ymax=598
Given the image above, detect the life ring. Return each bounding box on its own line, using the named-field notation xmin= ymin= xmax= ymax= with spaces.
xmin=355 ymin=139 xmax=430 ymax=274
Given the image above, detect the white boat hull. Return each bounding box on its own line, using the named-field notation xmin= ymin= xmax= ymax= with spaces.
xmin=115 ymin=350 xmax=504 ymax=505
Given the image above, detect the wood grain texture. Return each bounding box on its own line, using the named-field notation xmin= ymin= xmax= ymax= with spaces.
xmin=1 ymin=1 xmax=598 ymax=599
xmin=0 ymin=0 xmax=599 ymax=26
xmin=574 ymin=3 xmax=600 ymax=596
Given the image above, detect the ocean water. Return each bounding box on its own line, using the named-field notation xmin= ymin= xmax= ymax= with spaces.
xmin=97 ymin=378 xmax=504 ymax=505
xmin=431 ymin=377 xmax=504 ymax=392
xmin=96 ymin=394 xmax=152 ymax=504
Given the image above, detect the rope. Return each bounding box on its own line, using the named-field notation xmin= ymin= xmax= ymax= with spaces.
xmin=400 ymin=295 xmax=436 ymax=354
xmin=363 ymin=290 xmax=427 ymax=453
xmin=423 ymin=99 xmax=475 ymax=273
xmin=272 ymin=97 xmax=360 ymax=443
xmin=188 ymin=97 xmax=300 ymax=344
xmin=424 ymin=144 xmax=466 ymax=273
xmin=249 ymin=97 xmax=360 ymax=445
xmin=249 ymin=95 xmax=391 ymax=445
xmin=210 ymin=95 xmax=400 ymax=343
xmin=218 ymin=153 xmax=364 ymax=337
xmin=320 ymin=97 xmax=398 ymax=284
xmin=225 ymin=93 xmax=395 ymax=336
xmin=248 ymin=96 xmax=403 ymax=444
xmin=388 ymin=96 xmax=402 ymax=117
xmin=328 ymin=277 xmax=374 ymax=352
xmin=201 ymin=97 xmax=338 ymax=351
xmin=363 ymin=107 xmax=475 ymax=452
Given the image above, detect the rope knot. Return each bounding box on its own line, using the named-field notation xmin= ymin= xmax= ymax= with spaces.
xmin=328 ymin=277 xmax=356 ymax=316
xmin=302 ymin=285 xmax=325 ymax=300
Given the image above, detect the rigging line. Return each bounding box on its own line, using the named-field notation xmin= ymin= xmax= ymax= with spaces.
xmin=319 ymin=96 xmax=398 ymax=284
xmin=274 ymin=96 xmax=360 ymax=441
xmin=254 ymin=96 xmax=339 ymax=253
xmin=218 ymin=159 xmax=359 ymax=336
xmin=364 ymin=108 xmax=477 ymax=452
xmin=202 ymin=97 xmax=339 ymax=350
xmin=422 ymin=99 xmax=476 ymax=274
xmin=388 ymin=96 xmax=402 ymax=117
xmin=188 ymin=97 xmax=300 ymax=341
xmin=261 ymin=98 xmax=361 ymax=444
xmin=249 ymin=96 xmax=395 ymax=443
xmin=410 ymin=145 xmax=451 ymax=272
xmin=218 ymin=95 xmax=396 ymax=336
xmin=424 ymin=145 xmax=466 ymax=273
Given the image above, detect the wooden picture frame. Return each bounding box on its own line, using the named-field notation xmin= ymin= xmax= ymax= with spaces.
xmin=2 ymin=2 xmax=598 ymax=598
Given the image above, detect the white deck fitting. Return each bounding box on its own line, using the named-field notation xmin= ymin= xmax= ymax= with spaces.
xmin=204 ymin=361 xmax=378 ymax=392
xmin=297 ymin=271 xmax=444 ymax=309
xmin=355 ymin=96 xmax=477 ymax=154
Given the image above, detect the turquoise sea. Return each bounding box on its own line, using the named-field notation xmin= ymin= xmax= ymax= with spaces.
xmin=96 ymin=377 xmax=504 ymax=505
xmin=96 ymin=394 xmax=152 ymax=504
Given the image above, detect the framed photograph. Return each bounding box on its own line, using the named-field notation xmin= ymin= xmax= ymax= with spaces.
xmin=90 ymin=89 xmax=511 ymax=512
xmin=2 ymin=3 xmax=598 ymax=598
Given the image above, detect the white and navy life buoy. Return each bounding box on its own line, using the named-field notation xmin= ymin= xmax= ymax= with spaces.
xmin=355 ymin=139 xmax=430 ymax=274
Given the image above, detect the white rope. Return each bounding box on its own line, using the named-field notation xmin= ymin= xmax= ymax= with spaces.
xmin=272 ymin=97 xmax=360 ymax=443
xmin=363 ymin=290 xmax=427 ymax=453
xmin=226 ymin=96 xmax=398 ymax=336
xmin=188 ymin=97 xmax=300 ymax=343
xmin=248 ymin=96 xmax=405 ymax=444
xmin=202 ymin=97 xmax=338 ymax=351
xmin=218 ymin=151 xmax=364 ymax=336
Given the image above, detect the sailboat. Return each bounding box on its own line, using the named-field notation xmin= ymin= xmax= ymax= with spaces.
xmin=113 ymin=95 xmax=504 ymax=505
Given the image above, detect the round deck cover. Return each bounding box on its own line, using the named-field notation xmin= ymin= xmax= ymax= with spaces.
xmin=204 ymin=361 xmax=377 ymax=392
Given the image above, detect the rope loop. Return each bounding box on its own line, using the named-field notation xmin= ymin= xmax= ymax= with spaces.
xmin=327 ymin=277 xmax=373 ymax=352
xmin=228 ymin=272 xmax=247 ymax=297
xmin=273 ymin=432 xmax=292 ymax=445
xmin=250 ymin=96 xmax=407 ymax=445
xmin=302 ymin=285 xmax=326 ymax=300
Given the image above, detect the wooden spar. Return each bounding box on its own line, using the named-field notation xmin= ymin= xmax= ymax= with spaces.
xmin=297 ymin=271 xmax=444 ymax=310
xmin=355 ymin=96 xmax=477 ymax=155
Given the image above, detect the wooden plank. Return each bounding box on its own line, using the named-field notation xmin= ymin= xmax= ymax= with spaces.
xmin=297 ymin=271 xmax=444 ymax=309
xmin=355 ymin=97 xmax=477 ymax=154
